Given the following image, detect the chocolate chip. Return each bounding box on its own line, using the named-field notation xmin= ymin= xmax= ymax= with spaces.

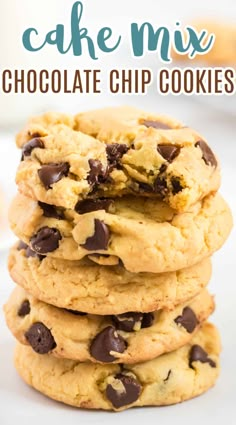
xmin=17 ymin=241 xmax=28 ymax=251
xmin=38 ymin=202 xmax=65 ymax=220
xmin=25 ymin=246 xmax=45 ymax=261
xmin=18 ymin=300 xmax=31 ymax=317
xmin=142 ymin=313 xmax=154 ymax=328
xmin=30 ymin=227 xmax=62 ymax=254
xmin=157 ymin=145 xmax=180 ymax=162
xmin=159 ymin=163 xmax=167 ymax=173
xmin=189 ymin=345 xmax=216 ymax=369
xmin=38 ymin=163 xmax=69 ymax=189
xmin=22 ymin=138 xmax=44 ymax=159
xmin=106 ymin=373 xmax=141 ymax=408
xmin=87 ymin=159 xmax=108 ymax=186
xmin=112 ymin=313 xmax=143 ymax=332
xmin=75 ymin=199 xmax=114 ymax=215
xmin=195 ymin=141 xmax=217 ymax=167
xmin=25 ymin=322 xmax=56 ymax=354
xmin=139 ymin=182 xmax=154 ymax=193
xmin=174 ymin=307 xmax=199 ymax=333
xmin=154 ymin=177 xmax=168 ymax=196
xmin=17 ymin=241 xmax=45 ymax=260
xmin=81 ymin=219 xmax=110 ymax=251
xmin=89 ymin=253 xmax=110 ymax=258
xmin=163 ymin=370 xmax=171 ymax=382
xmin=65 ymin=309 xmax=87 ymax=316
xmin=112 ymin=312 xmax=154 ymax=332
xmin=171 ymin=177 xmax=183 ymax=194
xmin=27 ymin=132 xmax=41 ymax=138
xmin=90 ymin=326 xmax=127 ymax=362
xmin=142 ymin=120 xmax=172 ymax=130
xmin=106 ymin=144 xmax=129 ymax=169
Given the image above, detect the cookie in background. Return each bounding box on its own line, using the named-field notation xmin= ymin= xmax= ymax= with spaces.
xmin=173 ymin=20 xmax=236 ymax=66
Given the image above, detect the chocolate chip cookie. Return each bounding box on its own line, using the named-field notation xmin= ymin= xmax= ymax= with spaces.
xmin=16 ymin=107 xmax=220 ymax=213
xmin=9 ymin=192 xmax=232 ymax=273
xmin=14 ymin=322 xmax=221 ymax=411
xmin=5 ymin=286 xmax=214 ymax=364
xmin=8 ymin=243 xmax=211 ymax=314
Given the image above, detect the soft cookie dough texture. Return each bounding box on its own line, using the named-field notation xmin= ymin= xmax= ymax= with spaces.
xmin=16 ymin=106 xmax=221 ymax=213
xmin=9 ymin=192 xmax=233 ymax=273
xmin=8 ymin=244 xmax=212 ymax=315
xmin=14 ymin=323 xmax=221 ymax=411
xmin=5 ymin=286 xmax=214 ymax=364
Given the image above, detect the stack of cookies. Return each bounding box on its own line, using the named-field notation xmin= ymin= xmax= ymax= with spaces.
xmin=5 ymin=107 xmax=232 ymax=411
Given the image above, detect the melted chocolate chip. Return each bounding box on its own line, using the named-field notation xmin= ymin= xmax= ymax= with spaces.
xmin=75 ymin=199 xmax=114 ymax=215
xmin=159 ymin=163 xmax=167 ymax=174
xmin=22 ymin=138 xmax=44 ymax=159
xmin=195 ymin=141 xmax=217 ymax=167
xmin=38 ymin=163 xmax=69 ymax=189
xmin=174 ymin=307 xmax=199 ymax=333
xmin=157 ymin=145 xmax=180 ymax=162
xmin=106 ymin=144 xmax=129 ymax=169
xmin=25 ymin=246 xmax=45 ymax=261
xmin=89 ymin=253 xmax=110 ymax=258
xmin=112 ymin=312 xmax=154 ymax=332
xmin=90 ymin=326 xmax=127 ymax=362
xmin=142 ymin=120 xmax=172 ymax=130
xmin=189 ymin=345 xmax=216 ymax=369
xmin=171 ymin=177 xmax=183 ymax=194
xmin=106 ymin=373 xmax=141 ymax=408
xmin=142 ymin=313 xmax=154 ymax=328
xmin=65 ymin=309 xmax=87 ymax=316
xmin=87 ymin=159 xmax=108 ymax=186
xmin=28 ymin=132 xmax=41 ymax=138
xmin=154 ymin=177 xmax=168 ymax=196
xmin=17 ymin=241 xmax=28 ymax=251
xmin=139 ymin=182 xmax=154 ymax=193
xmin=25 ymin=322 xmax=56 ymax=354
xmin=112 ymin=313 xmax=143 ymax=332
xmin=30 ymin=227 xmax=62 ymax=254
xmin=164 ymin=370 xmax=172 ymax=382
xmin=17 ymin=240 xmax=45 ymax=260
xmin=38 ymin=201 xmax=65 ymax=220
xmin=18 ymin=300 xmax=31 ymax=317
xmin=81 ymin=219 xmax=110 ymax=251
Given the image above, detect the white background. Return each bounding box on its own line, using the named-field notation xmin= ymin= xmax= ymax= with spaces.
xmin=0 ymin=0 xmax=236 ymax=423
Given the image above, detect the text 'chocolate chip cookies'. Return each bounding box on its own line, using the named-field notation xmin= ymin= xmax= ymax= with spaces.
xmin=5 ymin=106 xmax=232 ymax=411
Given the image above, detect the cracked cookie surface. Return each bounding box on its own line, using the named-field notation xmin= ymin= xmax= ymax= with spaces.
xmin=5 ymin=286 xmax=214 ymax=364
xmin=14 ymin=323 xmax=220 ymax=411
xmin=16 ymin=107 xmax=220 ymax=213
xmin=8 ymin=244 xmax=211 ymax=314
xmin=9 ymin=192 xmax=232 ymax=273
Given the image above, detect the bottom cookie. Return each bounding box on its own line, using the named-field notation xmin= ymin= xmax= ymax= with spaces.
xmin=14 ymin=322 xmax=220 ymax=411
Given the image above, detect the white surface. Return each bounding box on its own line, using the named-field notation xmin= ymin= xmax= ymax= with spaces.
xmin=0 ymin=95 xmax=236 ymax=424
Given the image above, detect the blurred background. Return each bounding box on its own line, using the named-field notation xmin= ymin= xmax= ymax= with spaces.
xmin=0 ymin=0 xmax=235 ymax=421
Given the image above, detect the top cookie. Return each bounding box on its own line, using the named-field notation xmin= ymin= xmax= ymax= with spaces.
xmin=16 ymin=107 xmax=220 ymax=213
